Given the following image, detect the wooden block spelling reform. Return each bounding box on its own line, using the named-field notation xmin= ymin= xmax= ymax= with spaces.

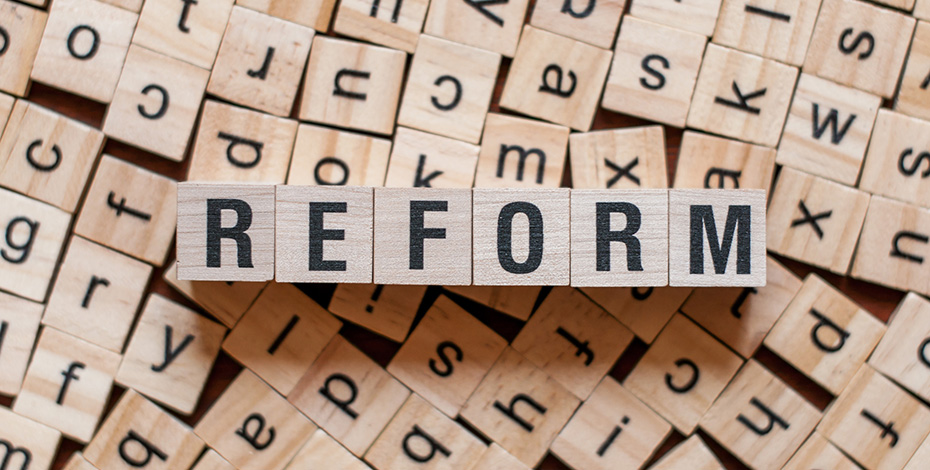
xmin=208 ymin=7 xmax=313 ymax=117
xmin=767 ymin=167 xmax=871 ymax=274
xmin=423 ymin=0 xmax=528 ymax=57
xmin=76 ymin=155 xmax=177 ymax=267
xmin=103 ymin=45 xmax=210 ymax=162
xmin=681 ymin=256 xmax=802 ymax=358
xmin=0 ymin=292 xmax=42 ymax=396
xmin=62 ymin=452 xmax=100 ymax=470
xmin=30 ymin=0 xmax=137 ymax=103
xmin=869 ymin=293 xmax=930 ymax=403
xmin=499 ymin=25 xmax=612 ymax=131
xmin=777 ymin=73 xmax=882 ymax=185
xmin=276 ymin=185 xmax=373 ymax=283
xmin=570 ymin=189 xmax=668 ymax=287
xmin=529 ymin=0 xmax=624 ymax=49
xmin=629 ymin=0 xmax=722 ymax=36
xmin=819 ymin=365 xmax=930 ymax=470
xmin=687 ymin=44 xmax=798 ymax=148
xmin=569 ymin=126 xmax=669 ymax=190
xmin=384 ymin=127 xmax=480 ymax=189
xmin=176 ymin=182 xmax=274 ymax=281
xmin=473 ymin=188 xmax=571 ymax=286
xmin=896 ymin=21 xmax=930 ymax=122
xmin=852 ymin=196 xmax=930 ymax=295
xmin=468 ymin=444 xmax=529 ymax=470
xmin=649 ymin=435 xmax=725 ymax=470
xmin=84 ymin=390 xmax=203 ymax=470
xmin=223 ymin=282 xmax=341 ymax=394
xmin=43 ymin=236 xmax=152 ymax=352
xmin=285 ymin=429 xmax=368 ymax=470
xmin=0 ymin=406 xmax=61 ymax=470
xmin=288 ymin=335 xmax=410 ymax=457
xmin=474 ymin=113 xmax=570 ymax=189
xmin=237 ymin=0 xmax=335 ymax=30
xmin=551 ymin=377 xmax=672 ymax=470
xmin=163 ymin=262 xmax=266 ymax=328
xmin=328 ymin=283 xmax=427 ymax=342
xmin=300 ymin=36 xmax=406 ymax=136
xmin=365 ymin=393 xmax=486 ymax=469
xmin=397 ymin=35 xmax=501 ymax=145
xmin=14 ymin=327 xmax=121 ymax=443
xmin=0 ymin=188 xmax=71 ymax=302
xmin=804 ymin=0 xmax=916 ymax=98
xmin=602 ymin=17 xmax=707 ymax=128
xmin=443 ymin=285 xmax=540 ymax=321
xmin=0 ymin=100 xmax=104 ymax=212
xmin=195 ymin=370 xmax=316 ymax=470
xmin=579 ymin=286 xmax=693 ymax=343
xmin=624 ymin=314 xmax=744 ymax=434
xmin=0 ymin=0 xmax=46 ymax=97
xmin=133 ymin=0 xmax=234 ymax=70
xmin=764 ymin=273 xmax=886 ymax=395
xmin=460 ymin=347 xmax=580 ymax=467
xmin=374 ymin=187 xmax=473 ymax=285
xmin=860 ymin=110 xmax=930 ymax=209
xmin=699 ymin=360 xmax=821 ymax=469
xmin=673 ymin=131 xmax=776 ymax=192
xmin=286 ymin=124 xmax=392 ymax=187
xmin=333 ymin=0 xmax=428 ymax=53
xmin=712 ymin=0 xmax=821 ymax=66
xmin=115 ymin=294 xmax=226 ymax=415
xmin=387 ymin=294 xmax=508 ymax=417
xmin=784 ymin=432 xmax=865 ymax=470
xmin=512 ymin=287 xmax=633 ymax=399
xmin=192 ymin=449 xmax=235 ymax=470
xmin=188 ymin=100 xmax=298 ymax=184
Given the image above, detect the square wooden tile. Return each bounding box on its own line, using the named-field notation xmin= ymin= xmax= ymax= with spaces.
xmin=0 ymin=407 xmax=60 ymax=470
xmin=133 ymin=0 xmax=234 ymax=70
xmin=529 ymin=0 xmax=625 ymax=49
xmin=784 ymin=432 xmax=867 ymax=470
xmin=869 ymin=293 xmax=930 ymax=403
xmin=569 ymin=126 xmax=668 ymax=190
xmin=286 ymin=124 xmax=392 ymax=187
xmin=629 ymin=0 xmax=722 ymax=36
xmin=443 ymin=285 xmax=541 ymax=321
xmin=895 ymin=21 xmax=930 ymax=122
xmin=906 ymin=434 xmax=930 ymax=470
xmin=918 ymin=0 xmax=930 ymax=19
xmin=0 ymin=0 xmax=46 ymax=97
xmin=469 ymin=444 xmax=530 ymax=470
xmin=672 ymin=131 xmax=776 ymax=192
xmin=474 ymin=113 xmax=569 ymax=189
xmin=163 ymin=262 xmax=266 ymax=328
xmin=649 ymin=435 xmax=724 ymax=470
xmin=327 ymin=283 xmax=427 ymax=342
xmin=236 ymin=0 xmax=336 ymax=30
xmin=859 ymin=110 xmax=930 ymax=209
xmin=579 ymin=286 xmax=693 ymax=343
xmin=851 ymin=196 xmax=930 ymax=295
xmin=333 ymin=0 xmax=428 ymax=52
xmin=285 ymin=429 xmax=368 ymax=470
xmin=383 ymin=127 xmax=480 ymax=189
xmin=0 ymin=292 xmax=42 ymax=396
xmin=712 ymin=0 xmax=821 ymax=65
xmin=423 ymin=0 xmax=529 ymax=57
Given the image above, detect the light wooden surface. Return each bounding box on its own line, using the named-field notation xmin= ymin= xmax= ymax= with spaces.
xmin=859 ymin=109 xmax=930 ymax=209
xmin=133 ymin=0 xmax=233 ymax=70
xmin=0 ymin=406 xmax=61 ymax=470
xmin=712 ymin=0 xmax=821 ymax=66
xmin=474 ymin=113 xmax=569 ymax=189
xmin=869 ymin=293 xmax=930 ymax=403
xmin=333 ymin=0 xmax=428 ymax=52
xmin=383 ymin=127 xmax=480 ymax=189
xmin=895 ymin=20 xmax=930 ymax=122
xmin=569 ymin=126 xmax=669 ymax=190
xmin=0 ymin=0 xmax=46 ymax=97
xmin=529 ymin=0 xmax=625 ymax=49
xmin=328 ymin=283 xmax=427 ymax=342
xmin=852 ymin=196 xmax=930 ymax=295
xmin=673 ymin=131 xmax=775 ymax=192
xmin=286 ymin=124 xmax=391 ymax=187
xmin=0 ymin=291 xmax=43 ymax=397
xmin=580 ymin=285 xmax=693 ymax=343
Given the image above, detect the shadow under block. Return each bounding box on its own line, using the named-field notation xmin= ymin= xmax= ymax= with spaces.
xmin=579 ymin=286 xmax=693 ymax=343
xmin=784 ymin=432 xmax=862 ymax=470
xmin=764 ymin=273 xmax=885 ymax=396
xmin=569 ymin=126 xmax=669 ymax=190
xmin=103 ymin=45 xmax=210 ymax=162
xmin=0 ymin=188 xmax=71 ymax=302
xmin=115 ymin=294 xmax=226 ymax=415
xmin=712 ymin=0 xmax=821 ymax=66
xmin=163 ymin=262 xmax=266 ymax=328
xmin=285 ymin=429 xmax=368 ymax=470
xmin=43 ymin=236 xmax=153 ymax=352
xmin=499 ymin=25 xmax=611 ymax=131
xmin=133 ymin=0 xmax=234 ymax=70
xmin=195 ymin=370 xmax=316 ymax=470
xmin=442 ymin=285 xmax=541 ymax=321
xmin=777 ymin=73 xmax=882 ymax=185
xmin=387 ymin=294 xmax=507 ymax=417
xmin=0 ymin=100 xmax=105 ymax=212
xmin=649 ymin=435 xmax=724 ymax=470
xmin=869 ymin=293 xmax=930 ymax=403
xmin=804 ymin=0 xmax=916 ymax=98
xmin=223 ymin=282 xmax=341 ymax=395
xmin=275 ymin=185 xmax=373 ymax=283
xmin=859 ymin=110 xmax=930 ymax=209
xmin=766 ymin=167 xmax=870 ymax=274
xmin=327 ymin=283 xmax=426 ymax=342
xmin=895 ymin=21 xmax=930 ymax=122
xmin=699 ymin=360 xmax=821 ymax=470
xmin=288 ymin=335 xmax=410 ymax=457
xmin=687 ymin=44 xmax=798 ymax=148
xmin=529 ymin=0 xmax=625 ymax=49
xmin=818 ymin=365 xmax=930 ymax=470
xmin=299 ymin=36 xmax=406 ymax=136
xmin=84 ymin=390 xmax=203 ymax=470
xmin=423 ymin=0 xmax=529 ymax=57
xmin=0 ymin=292 xmax=41 ymax=396
xmin=14 ymin=327 xmax=121 ymax=443
xmin=602 ymin=17 xmax=707 ymax=128
xmin=333 ymin=0 xmax=428 ymax=53
xmin=460 ymin=347 xmax=580 ymax=467
xmin=673 ymin=131 xmax=776 ymax=192
xmin=0 ymin=0 xmax=46 ymax=97
xmin=237 ymin=0 xmax=335 ymax=30
xmin=384 ymin=127 xmax=480 ymax=189
xmin=628 ymin=0 xmax=722 ymax=36
xmin=474 ymin=113 xmax=570 ymax=189
xmin=852 ymin=196 xmax=930 ymax=295
xmin=467 ymin=443 xmax=530 ymax=470
xmin=286 ymin=124 xmax=392 ymax=187
xmin=0 ymin=407 xmax=60 ymax=470
xmin=30 ymin=0 xmax=138 ymax=103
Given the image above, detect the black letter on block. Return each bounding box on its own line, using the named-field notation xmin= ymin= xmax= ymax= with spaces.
xmin=596 ymin=202 xmax=642 ymax=272
xmin=808 ymin=308 xmax=850 ymax=353
xmin=704 ymin=168 xmax=742 ymax=189
xmin=431 ymin=75 xmax=462 ymax=111
xmin=334 ymin=69 xmax=371 ymax=100
xmin=556 ymin=327 xmax=594 ymax=366
xmin=811 ymin=103 xmax=856 ymax=145
xmin=891 ymin=231 xmax=929 ymax=264
xmin=151 ymin=326 xmax=195 ymax=372
xmin=25 ymin=140 xmax=61 ymax=172
xmin=561 ymin=0 xmax=595 ymax=18
xmin=309 ymin=202 xmax=348 ymax=272
xmin=319 ymin=373 xmax=360 ymax=419
xmin=898 ymin=148 xmax=930 ymax=178
xmin=314 ymin=157 xmax=350 ymax=186
xmin=498 ymin=202 xmax=544 ymax=274
xmin=236 ymin=413 xmax=276 ymax=450
xmin=463 ymin=0 xmax=508 ymax=26
xmin=861 ymin=410 xmax=899 ymax=447
xmin=493 ymin=393 xmax=547 ymax=432
xmin=429 ymin=341 xmax=463 ymax=377
xmin=839 ymin=28 xmax=874 ymax=60
xmin=539 ymin=64 xmax=576 ymax=97
xmin=738 ymin=397 xmax=789 ymax=435
xmin=67 ymin=25 xmax=99 ymax=60
xmin=138 ymin=84 xmax=169 ymax=120
xmin=247 ymin=47 xmax=275 ymax=80
xmin=206 ymin=199 xmax=254 ymax=268
xmin=1 ymin=217 xmax=39 ymax=264
xmin=409 ymin=201 xmax=448 ymax=270
xmin=402 ymin=425 xmax=453 ymax=462
xmin=119 ymin=430 xmax=168 ymax=467
xmin=714 ymin=82 xmax=766 ymax=115
xmin=497 ymin=145 xmax=546 ymax=184
xmin=178 ymin=0 xmax=197 ymax=32
xmin=665 ymin=358 xmax=699 ymax=393
xmin=640 ymin=55 xmax=669 ymax=91
xmin=690 ymin=205 xmax=751 ymax=275
xmin=218 ymin=133 xmax=263 ymax=169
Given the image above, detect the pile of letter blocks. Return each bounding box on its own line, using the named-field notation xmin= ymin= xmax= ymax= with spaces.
xmin=2 ymin=0 xmax=930 ymax=467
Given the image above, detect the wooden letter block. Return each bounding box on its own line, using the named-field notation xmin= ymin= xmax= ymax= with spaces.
xmin=276 ymin=185 xmax=373 ymax=283
xmin=700 ymin=360 xmax=821 ymax=469
xmin=629 ymin=0 xmax=722 ymax=36
xmin=0 ymin=93 xmax=12 ymax=131
xmin=784 ymin=432 xmax=863 ymax=470
xmin=529 ymin=0 xmax=624 ymax=48
xmin=0 ymin=0 xmax=46 ymax=97
xmin=30 ymin=0 xmax=137 ymax=102
xmin=443 ymin=285 xmax=541 ymax=321
xmin=133 ymin=0 xmax=234 ymax=70
xmin=895 ymin=21 xmax=930 ymax=122
xmin=687 ymin=44 xmax=798 ymax=148
xmin=373 ymin=187 xmax=472 ymax=285
xmin=188 ymin=100 xmax=298 ymax=184
xmin=0 ymin=292 xmax=42 ymax=396
xmin=328 ymin=283 xmax=427 ymax=342
xmin=192 ymin=450 xmax=235 ymax=470
xmin=62 ymin=453 xmax=99 ymax=470
xmin=764 ymin=273 xmax=885 ymax=395
xmin=579 ymin=286 xmax=692 ymax=343
xmin=473 ymin=188 xmax=570 ymax=286
xmin=0 ymin=100 xmax=105 ymax=212
xmin=0 ymin=407 xmax=60 ymax=470
xmin=364 ymin=394 xmax=486 ymax=469
xmin=569 ymin=126 xmax=668 ymax=190
xmin=713 ymin=0 xmax=821 ymax=65
xmin=423 ymin=0 xmax=529 ymax=57
xmin=397 ymin=35 xmax=501 ymax=145
xmin=673 ymin=131 xmax=776 ymax=192
xmin=195 ymin=370 xmax=316 ymax=470
xmin=43 ymin=236 xmax=152 ymax=352
xmin=668 ymin=189 xmax=767 ymax=287
xmin=907 ymin=431 xmax=930 ymax=470
xmin=300 ymin=36 xmax=406 ymax=136
xmin=288 ymin=335 xmax=410 ymax=457
xmin=384 ymin=127 xmax=480 ymax=189
xmin=387 ymin=295 xmax=508 ymax=417
xmin=223 ymin=282 xmax=341 ymax=394
xmin=333 ymin=0 xmax=428 ymax=52
xmin=286 ymin=124 xmax=392 ymax=187
xmin=285 ymin=429 xmax=368 ymax=470
xmin=649 ymin=435 xmax=724 ymax=470
xmin=852 ymin=196 xmax=930 ymax=295
xmin=103 ymin=45 xmax=210 ymax=162
xmin=474 ymin=113 xmax=569 ymax=188
xmin=499 ymin=25 xmax=611 ymax=131
xmin=919 ymin=0 xmax=930 ymax=19
xmin=777 ymin=74 xmax=882 ymax=185
xmin=163 ymin=262 xmax=266 ymax=328
xmin=14 ymin=327 xmax=121 ymax=443
xmin=804 ymin=0 xmax=916 ymax=98
xmin=460 ymin=347 xmax=580 ymax=467
xmin=237 ymin=0 xmax=335 ymax=30
xmin=84 ymin=390 xmax=203 ymax=470
xmin=468 ymin=444 xmax=529 ymax=470
xmin=869 ymin=293 xmax=930 ymax=403
xmin=819 ymin=365 xmax=930 ymax=470
xmin=859 ymin=110 xmax=930 ymax=209
xmin=624 ymin=314 xmax=744 ymax=433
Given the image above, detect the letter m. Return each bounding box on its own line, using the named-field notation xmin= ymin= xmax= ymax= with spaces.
xmin=497 ymin=144 xmax=546 ymax=184
xmin=0 ymin=439 xmax=31 ymax=470
xmin=690 ymin=205 xmax=751 ymax=275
